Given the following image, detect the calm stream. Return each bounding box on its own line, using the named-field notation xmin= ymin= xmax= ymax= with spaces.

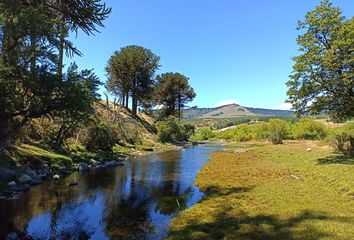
xmin=0 ymin=144 xmax=220 ymax=239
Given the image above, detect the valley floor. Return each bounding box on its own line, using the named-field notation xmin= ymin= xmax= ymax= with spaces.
xmin=166 ymin=142 xmax=354 ymax=240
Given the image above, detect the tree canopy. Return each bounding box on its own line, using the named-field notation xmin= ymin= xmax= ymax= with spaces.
xmin=154 ymin=72 xmax=196 ymax=118
xmin=287 ymin=0 xmax=354 ymax=121
xmin=106 ymin=45 xmax=160 ymax=116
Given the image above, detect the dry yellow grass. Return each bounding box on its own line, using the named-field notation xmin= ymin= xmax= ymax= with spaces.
xmin=167 ymin=143 xmax=354 ymax=240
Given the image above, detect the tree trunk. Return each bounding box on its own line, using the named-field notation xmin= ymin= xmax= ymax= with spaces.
xmin=122 ymin=94 xmax=125 ymax=107
xmin=349 ymin=136 xmax=354 ymax=156
xmin=125 ymin=94 xmax=129 ymax=109
xmin=178 ymin=94 xmax=181 ymax=118
xmin=132 ymin=95 xmax=138 ymax=116
xmin=52 ymin=125 xmax=65 ymax=150
xmin=30 ymin=33 xmax=36 ymax=76
xmin=57 ymin=22 xmax=66 ymax=81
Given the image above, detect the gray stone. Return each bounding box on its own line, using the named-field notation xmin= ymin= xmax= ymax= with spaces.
xmin=0 ymin=168 xmax=17 ymax=182
xmin=18 ymin=174 xmax=32 ymax=184
xmin=78 ymin=162 xmax=90 ymax=171
xmin=6 ymin=232 xmax=18 ymax=240
xmin=90 ymin=159 xmax=97 ymax=165
xmin=29 ymin=178 xmax=43 ymax=186
xmin=8 ymin=183 xmax=30 ymax=192
xmin=59 ymin=168 xmax=72 ymax=176
xmin=7 ymin=181 xmax=16 ymax=186
xmin=24 ymin=168 xmax=37 ymax=178
xmin=67 ymin=182 xmax=79 ymax=186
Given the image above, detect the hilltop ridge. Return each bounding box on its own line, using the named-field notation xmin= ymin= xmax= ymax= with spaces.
xmin=183 ymin=103 xmax=293 ymax=119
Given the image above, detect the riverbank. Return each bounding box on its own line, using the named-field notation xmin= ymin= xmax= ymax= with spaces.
xmin=167 ymin=141 xmax=354 ymax=239
xmin=0 ymin=142 xmax=181 ymax=200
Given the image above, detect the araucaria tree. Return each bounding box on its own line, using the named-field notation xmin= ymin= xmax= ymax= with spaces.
xmin=0 ymin=0 xmax=110 ymax=157
xmin=287 ymin=0 xmax=353 ymax=121
xmin=106 ymin=45 xmax=160 ymax=116
xmin=154 ymin=72 xmax=196 ymax=118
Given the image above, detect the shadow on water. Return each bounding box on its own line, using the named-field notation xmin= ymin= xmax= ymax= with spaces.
xmin=0 ymin=144 xmax=221 ymax=240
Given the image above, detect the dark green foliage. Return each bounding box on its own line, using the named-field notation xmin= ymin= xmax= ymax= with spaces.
xmin=106 ymin=45 xmax=160 ymax=116
xmin=82 ymin=122 xmax=118 ymax=151
xmin=292 ymin=119 xmax=327 ymax=140
xmin=0 ymin=0 xmax=110 ymax=157
xmin=154 ymin=72 xmax=196 ymax=118
xmin=157 ymin=117 xmax=195 ymax=143
xmin=287 ymin=0 xmax=354 ymax=121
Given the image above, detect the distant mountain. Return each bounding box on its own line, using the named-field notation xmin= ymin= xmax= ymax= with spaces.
xmin=183 ymin=104 xmax=293 ymax=119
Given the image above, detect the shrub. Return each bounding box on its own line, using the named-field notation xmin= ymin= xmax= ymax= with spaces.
xmin=157 ymin=117 xmax=195 ymax=143
xmin=326 ymin=121 xmax=354 ymax=154
xmin=267 ymin=119 xmax=290 ymax=144
xmin=82 ymin=122 xmax=118 ymax=151
xmin=215 ymin=123 xmax=269 ymax=142
xmin=190 ymin=128 xmax=216 ymax=141
xmin=292 ymin=119 xmax=326 ymax=140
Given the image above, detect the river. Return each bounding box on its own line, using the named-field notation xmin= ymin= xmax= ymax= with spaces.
xmin=0 ymin=144 xmax=221 ymax=240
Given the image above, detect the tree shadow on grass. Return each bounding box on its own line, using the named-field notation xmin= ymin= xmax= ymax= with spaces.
xmin=168 ymin=185 xmax=353 ymax=240
xmin=168 ymin=208 xmax=352 ymax=240
xmin=317 ymin=155 xmax=354 ymax=165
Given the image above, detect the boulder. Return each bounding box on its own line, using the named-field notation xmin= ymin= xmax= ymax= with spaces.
xmin=67 ymin=182 xmax=79 ymax=187
xmin=58 ymin=168 xmax=72 ymax=176
xmin=94 ymin=164 xmax=105 ymax=169
xmin=7 ymin=181 xmax=16 ymax=186
xmin=8 ymin=183 xmax=30 ymax=192
xmin=90 ymin=159 xmax=97 ymax=165
xmin=78 ymin=162 xmax=90 ymax=171
xmin=105 ymin=160 xmax=124 ymax=167
xmin=29 ymin=178 xmax=43 ymax=186
xmin=24 ymin=168 xmax=37 ymax=178
xmin=0 ymin=168 xmax=17 ymax=182
xmin=18 ymin=174 xmax=32 ymax=184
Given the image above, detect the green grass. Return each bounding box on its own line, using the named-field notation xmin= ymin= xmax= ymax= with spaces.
xmin=167 ymin=142 xmax=354 ymax=240
xmin=13 ymin=144 xmax=72 ymax=167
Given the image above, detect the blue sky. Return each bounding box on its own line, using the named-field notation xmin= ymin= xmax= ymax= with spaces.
xmin=67 ymin=0 xmax=354 ymax=109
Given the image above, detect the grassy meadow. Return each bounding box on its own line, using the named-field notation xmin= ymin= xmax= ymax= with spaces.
xmin=167 ymin=142 xmax=354 ymax=240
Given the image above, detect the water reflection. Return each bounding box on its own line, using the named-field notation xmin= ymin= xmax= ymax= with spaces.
xmin=0 ymin=144 xmax=220 ymax=239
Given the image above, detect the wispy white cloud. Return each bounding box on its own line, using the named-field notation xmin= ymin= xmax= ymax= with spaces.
xmin=274 ymin=102 xmax=292 ymax=110
xmin=213 ymin=99 xmax=240 ymax=107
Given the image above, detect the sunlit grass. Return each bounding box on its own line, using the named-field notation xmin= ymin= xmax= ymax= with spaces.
xmin=167 ymin=142 xmax=354 ymax=240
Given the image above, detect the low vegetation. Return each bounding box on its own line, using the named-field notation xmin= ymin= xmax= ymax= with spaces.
xmin=167 ymin=142 xmax=354 ymax=239
xmin=195 ymin=118 xmax=353 ymax=155
xmin=157 ymin=117 xmax=195 ymax=143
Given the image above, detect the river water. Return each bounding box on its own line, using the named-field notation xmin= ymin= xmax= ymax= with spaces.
xmin=0 ymin=144 xmax=221 ymax=239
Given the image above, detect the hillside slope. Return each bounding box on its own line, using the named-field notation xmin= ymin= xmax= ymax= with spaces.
xmin=184 ymin=104 xmax=293 ymax=119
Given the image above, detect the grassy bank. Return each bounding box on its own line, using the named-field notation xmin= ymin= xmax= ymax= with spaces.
xmin=167 ymin=142 xmax=354 ymax=240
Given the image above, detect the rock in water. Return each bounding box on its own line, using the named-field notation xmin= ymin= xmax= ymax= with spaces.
xmin=7 ymin=181 xmax=16 ymax=186
xmin=0 ymin=168 xmax=16 ymax=182
xmin=78 ymin=162 xmax=90 ymax=171
xmin=24 ymin=168 xmax=37 ymax=178
xmin=18 ymin=174 xmax=32 ymax=184
xmin=90 ymin=159 xmax=97 ymax=165
xmin=30 ymin=178 xmax=43 ymax=186
xmin=68 ymin=182 xmax=79 ymax=187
